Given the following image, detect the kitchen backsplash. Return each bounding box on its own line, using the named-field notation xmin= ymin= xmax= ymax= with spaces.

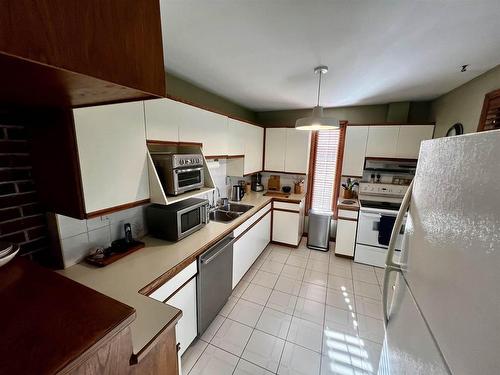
xmin=56 ymin=205 xmax=147 ymax=268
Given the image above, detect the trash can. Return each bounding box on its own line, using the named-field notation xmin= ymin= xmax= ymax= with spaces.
xmin=307 ymin=209 xmax=332 ymax=252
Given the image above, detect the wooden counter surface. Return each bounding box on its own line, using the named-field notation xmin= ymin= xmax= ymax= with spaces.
xmin=0 ymin=257 xmax=135 ymax=374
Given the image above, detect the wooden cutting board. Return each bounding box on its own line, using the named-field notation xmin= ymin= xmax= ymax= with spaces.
xmin=267 ymin=175 xmax=280 ymax=191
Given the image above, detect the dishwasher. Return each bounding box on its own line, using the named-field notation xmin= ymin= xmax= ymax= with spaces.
xmin=197 ymin=232 xmax=235 ymax=335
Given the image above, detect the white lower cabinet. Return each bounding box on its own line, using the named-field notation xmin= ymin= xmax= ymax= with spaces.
xmin=148 ymin=261 xmax=197 ymax=357
xmin=271 ymin=200 xmax=305 ymax=246
xmin=232 ymin=212 xmax=271 ymax=288
xmin=166 ymin=277 xmax=197 ymax=357
xmin=335 ymin=219 xmax=357 ymax=257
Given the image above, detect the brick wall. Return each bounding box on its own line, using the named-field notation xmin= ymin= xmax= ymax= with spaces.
xmin=0 ymin=122 xmax=49 ymax=259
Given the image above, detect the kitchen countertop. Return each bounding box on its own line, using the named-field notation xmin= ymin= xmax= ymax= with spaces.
xmin=337 ymin=196 xmax=360 ymax=211
xmin=59 ymin=191 xmax=305 ymax=355
xmin=1 ymin=258 xmax=135 ymax=374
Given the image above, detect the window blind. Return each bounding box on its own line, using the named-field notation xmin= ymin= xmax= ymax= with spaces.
xmin=310 ymin=129 xmax=341 ymax=212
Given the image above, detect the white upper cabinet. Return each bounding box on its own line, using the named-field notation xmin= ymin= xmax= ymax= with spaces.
xmin=264 ymin=128 xmax=310 ymax=174
xmin=227 ymin=118 xmax=247 ymax=156
xmin=243 ymin=124 xmax=264 ymax=175
xmin=144 ymin=98 xmax=180 ymax=142
xmin=342 ymin=126 xmax=369 ymax=177
xmin=144 ymin=98 xmax=228 ymax=157
xmin=395 ymin=125 xmax=434 ymax=159
xmin=73 ymin=101 xmax=149 ymax=214
xmin=285 ymin=129 xmax=310 ymax=174
xmin=264 ymin=128 xmax=286 ymax=171
xmin=178 ymin=104 xmax=228 ymax=157
xmin=366 ymin=126 xmax=400 ymax=157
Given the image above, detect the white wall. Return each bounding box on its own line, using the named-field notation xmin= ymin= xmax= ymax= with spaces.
xmin=431 ymin=64 xmax=500 ymax=137
xmin=56 ymin=205 xmax=148 ymax=268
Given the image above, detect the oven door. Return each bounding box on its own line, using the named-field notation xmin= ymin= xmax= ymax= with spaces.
xmin=173 ymin=167 xmax=204 ymax=195
xmin=357 ymin=209 xmax=405 ymax=250
xmin=177 ymin=203 xmax=207 ymax=240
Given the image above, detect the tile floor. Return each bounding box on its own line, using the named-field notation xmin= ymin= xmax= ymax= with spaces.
xmin=182 ymin=238 xmax=386 ymax=375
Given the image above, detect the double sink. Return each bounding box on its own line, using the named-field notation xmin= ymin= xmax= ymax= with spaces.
xmin=209 ymin=203 xmax=254 ymax=223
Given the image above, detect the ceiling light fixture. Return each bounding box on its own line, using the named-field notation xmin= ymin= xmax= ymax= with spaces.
xmin=295 ymin=65 xmax=339 ymax=130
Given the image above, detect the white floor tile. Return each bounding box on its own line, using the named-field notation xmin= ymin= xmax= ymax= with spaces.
xmin=292 ymin=247 xmax=311 ymax=259
xmin=307 ymin=259 xmax=330 ymax=273
xmin=234 ymin=359 xmax=274 ymax=375
xmin=360 ymin=339 xmax=382 ymax=374
xmin=374 ymin=268 xmax=385 ymax=285
xmin=352 ymin=268 xmax=378 ymax=285
xmin=352 ymin=262 xmax=375 ymax=272
xmin=252 ymin=270 xmax=279 ymax=288
xmin=181 ymin=338 xmax=207 ymax=375
xmin=189 ymin=344 xmax=238 ymax=375
xmin=268 ymin=250 xmax=290 ymax=264
xmin=293 ymin=297 xmax=326 ymax=325
xmin=281 ymin=264 xmax=306 ymax=280
xmin=320 ymin=352 xmax=362 ymax=375
xmin=242 ymin=265 xmax=259 ymax=282
xmin=303 ymin=269 xmax=329 ymax=287
xmin=260 ymin=259 xmax=285 ymax=274
xmin=353 ymin=280 xmax=382 ymax=300
xmin=256 ymin=307 xmax=292 ymax=339
xmin=327 ymin=275 xmax=354 ymax=293
xmin=278 ymin=341 xmax=321 ymax=375
xmin=326 ymin=288 xmax=355 ymax=312
xmin=211 ymin=319 xmax=253 ymax=356
xmin=355 ymin=296 xmax=382 ymax=320
xmin=286 ymin=254 xmax=308 ymax=268
xmin=299 ymin=282 xmax=327 ymax=303
xmin=201 ymin=315 xmax=225 ymax=342
xmin=275 ymin=275 xmax=302 ymax=296
xmin=219 ymin=296 xmax=238 ymax=317
xmin=328 ymin=263 xmax=352 ymax=278
xmin=287 ymin=316 xmax=323 ymax=353
xmin=242 ymin=330 xmax=285 ymax=373
xmin=324 ymin=305 xmax=358 ymax=338
xmin=232 ymin=280 xmax=250 ymax=298
xmin=267 ymin=290 xmax=298 ymax=314
xmin=228 ymin=299 xmax=265 ymax=327
xmin=309 ymin=250 xmax=331 ymax=261
xmin=242 ymin=283 xmax=273 ymax=306
xmin=356 ymin=314 xmax=385 ymax=344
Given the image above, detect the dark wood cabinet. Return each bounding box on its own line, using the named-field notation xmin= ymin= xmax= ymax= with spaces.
xmin=0 ymin=0 xmax=166 ymax=107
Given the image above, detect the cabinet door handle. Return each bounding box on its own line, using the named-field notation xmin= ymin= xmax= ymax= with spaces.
xmin=176 ymin=343 xmax=181 ymax=353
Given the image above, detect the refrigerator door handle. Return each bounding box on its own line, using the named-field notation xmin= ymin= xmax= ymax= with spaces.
xmin=383 ymin=180 xmax=413 ymax=323
xmin=385 ymin=180 xmax=413 ymax=271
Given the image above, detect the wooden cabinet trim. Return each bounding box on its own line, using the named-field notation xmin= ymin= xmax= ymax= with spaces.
xmin=270 ymin=240 xmax=299 ymax=248
xmin=273 ymin=208 xmax=300 ymax=214
xmin=86 ymin=199 xmax=150 ymax=219
xmin=263 ymin=170 xmax=307 ymax=175
xmin=166 ymin=94 xmax=263 ymax=128
xmin=338 ymin=216 xmax=358 ymax=222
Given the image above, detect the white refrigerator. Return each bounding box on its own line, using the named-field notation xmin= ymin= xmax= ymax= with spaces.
xmin=378 ymin=130 xmax=500 ymax=375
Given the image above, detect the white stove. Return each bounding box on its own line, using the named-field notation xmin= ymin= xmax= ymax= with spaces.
xmin=355 ymin=183 xmax=409 ymax=267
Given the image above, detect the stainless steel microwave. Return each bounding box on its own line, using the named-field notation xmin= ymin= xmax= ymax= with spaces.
xmin=146 ymin=198 xmax=210 ymax=241
xmin=151 ymin=153 xmax=205 ymax=196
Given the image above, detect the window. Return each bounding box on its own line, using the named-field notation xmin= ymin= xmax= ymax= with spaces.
xmin=306 ymin=125 xmax=345 ymax=215
xmin=477 ymin=88 xmax=500 ymax=132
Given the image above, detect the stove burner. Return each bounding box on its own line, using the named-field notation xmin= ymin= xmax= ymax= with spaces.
xmin=360 ymin=200 xmax=401 ymax=211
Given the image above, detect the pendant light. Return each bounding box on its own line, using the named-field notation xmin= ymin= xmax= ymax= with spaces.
xmin=295 ymin=65 xmax=339 ymax=130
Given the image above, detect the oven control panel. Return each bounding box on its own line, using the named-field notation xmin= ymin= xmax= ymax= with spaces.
xmin=359 ymin=183 xmax=408 ymax=197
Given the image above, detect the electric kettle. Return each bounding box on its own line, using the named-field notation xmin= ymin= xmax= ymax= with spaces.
xmin=231 ymin=185 xmax=244 ymax=201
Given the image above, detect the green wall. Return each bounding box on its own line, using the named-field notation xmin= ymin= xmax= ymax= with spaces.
xmin=430 ymin=64 xmax=500 ymax=137
xmin=165 ymin=72 xmax=432 ymax=127
xmin=165 ymin=72 xmax=257 ymax=122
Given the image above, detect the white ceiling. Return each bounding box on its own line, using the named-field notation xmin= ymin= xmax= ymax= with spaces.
xmin=161 ymin=0 xmax=500 ymax=111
